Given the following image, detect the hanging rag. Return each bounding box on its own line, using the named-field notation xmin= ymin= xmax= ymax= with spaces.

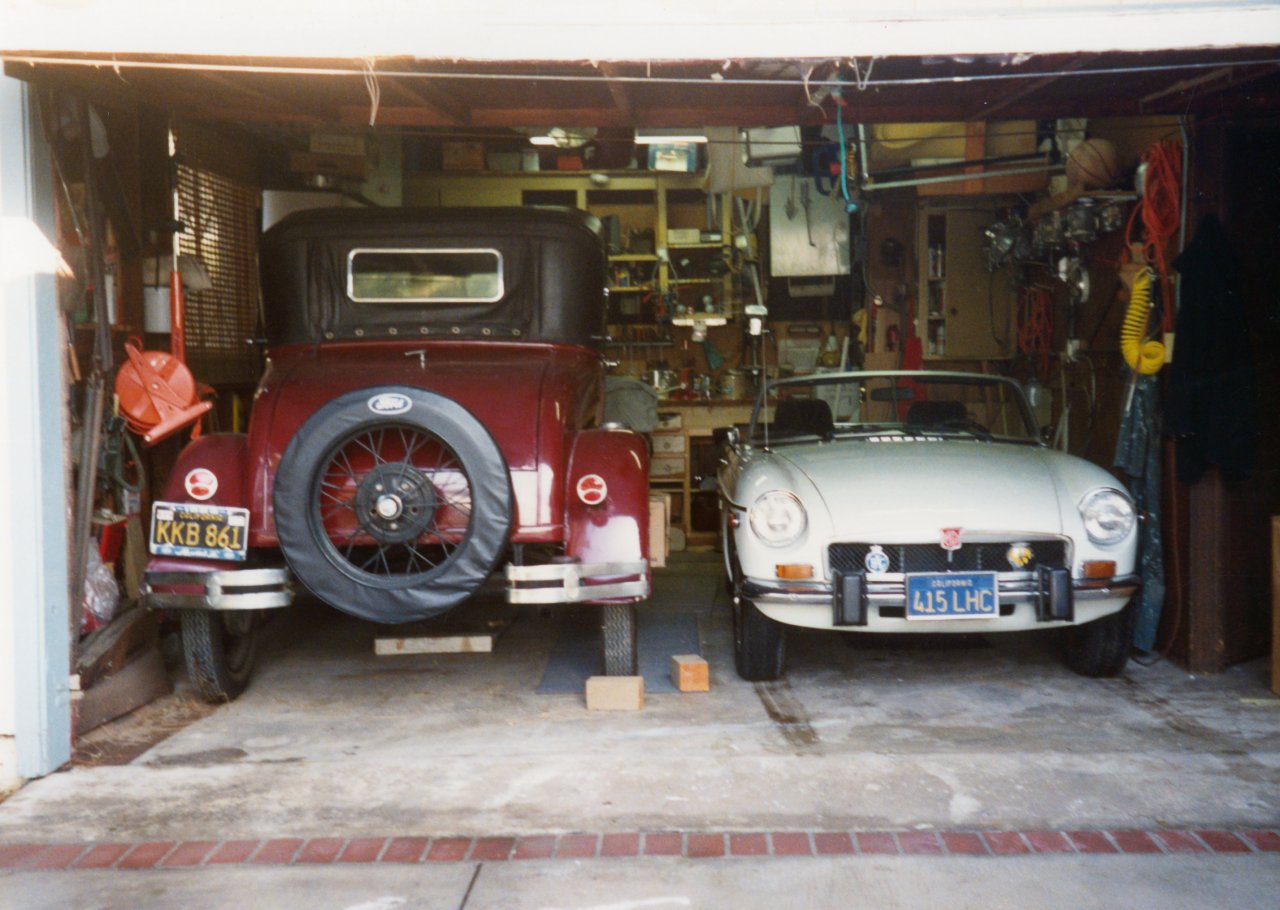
xmin=1166 ymin=213 xmax=1258 ymax=482
xmin=1114 ymin=374 xmax=1165 ymax=652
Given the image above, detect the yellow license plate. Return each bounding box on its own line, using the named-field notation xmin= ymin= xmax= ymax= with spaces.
xmin=150 ymin=501 xmax=249 ymax=561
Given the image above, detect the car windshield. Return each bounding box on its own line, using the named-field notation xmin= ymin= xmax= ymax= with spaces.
xmin=749 ymin=372 xmax=1040 ymax=444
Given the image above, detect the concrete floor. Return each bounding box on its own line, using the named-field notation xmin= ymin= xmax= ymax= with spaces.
xmin=2 ymin=554 xmax=1278 ymax=906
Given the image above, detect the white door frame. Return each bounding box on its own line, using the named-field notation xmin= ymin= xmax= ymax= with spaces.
xmin=0 ymin=74 xmax=73 ymax=783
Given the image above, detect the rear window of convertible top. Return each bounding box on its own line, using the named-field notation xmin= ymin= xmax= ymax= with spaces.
xmin=347 ymin=248 xmax=503 ymax=303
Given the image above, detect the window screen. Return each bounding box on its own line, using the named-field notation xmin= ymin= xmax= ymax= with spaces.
xmin=347 ymin=249 xmax=503 ymax=303
xmin=176 ymin=163 xmax=260 ymax=385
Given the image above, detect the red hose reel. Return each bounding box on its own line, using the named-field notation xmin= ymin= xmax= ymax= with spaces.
xmin=114 ymin=338 xmax=212 ymax=446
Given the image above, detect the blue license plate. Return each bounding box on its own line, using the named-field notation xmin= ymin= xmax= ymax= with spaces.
xmin=905 ymin=572 xmax=998 ymax=621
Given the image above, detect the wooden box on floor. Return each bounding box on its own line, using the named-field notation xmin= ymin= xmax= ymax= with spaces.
xmin=585 ymin=675 xmax=644 ymax=711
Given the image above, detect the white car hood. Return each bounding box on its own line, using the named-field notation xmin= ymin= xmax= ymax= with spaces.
xmin=774 ymin=439 xmax=1068 ymax=539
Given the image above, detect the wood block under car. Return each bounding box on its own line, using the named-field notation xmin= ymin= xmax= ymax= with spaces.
xmin=670 ymin=654 xmax=710 ymax=692
xmin=585 ymin=675 xmax=645 ymax=711
xmin=374 ymin=607 xmax=514 ymax=656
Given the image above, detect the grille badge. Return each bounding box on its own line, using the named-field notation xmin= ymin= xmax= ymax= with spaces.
xmin=864 ymin=545 xmax=891 ymax=574
xmin=1006 ymin=543 xmax=1033 ymax=568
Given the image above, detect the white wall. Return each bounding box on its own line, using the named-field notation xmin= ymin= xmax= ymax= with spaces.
xmin=0 ymin=74 xmax=72 ymax=789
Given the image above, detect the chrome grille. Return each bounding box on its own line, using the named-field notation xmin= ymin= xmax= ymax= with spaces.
xmin=828 ymin=541 xmax=1067 ymax=575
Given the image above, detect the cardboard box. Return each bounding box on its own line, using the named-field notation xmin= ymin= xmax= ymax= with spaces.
xmin=441 ymin=142 xmax=486 ymax=171
xmin=648 ymin=143 xmax=697 ymax=173
xmin=667 ymin=228 xmax=702 ymax=245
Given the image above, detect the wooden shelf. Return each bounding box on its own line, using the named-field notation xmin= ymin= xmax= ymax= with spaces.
xmin=609 ymin=254 xmax=659 ymax=262
xmin=607 ymin=285 xmax=653 ymax=293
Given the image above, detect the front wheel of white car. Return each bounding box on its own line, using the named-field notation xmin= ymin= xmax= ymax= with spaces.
xmin=734 ymin=599 xmax=786 ymax=681
xmin=1064 ymin=601 xmax=1135 ymax=677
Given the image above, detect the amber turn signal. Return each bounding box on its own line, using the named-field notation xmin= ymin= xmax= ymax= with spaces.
xmin=1081 ymin=560 xmax=1116 ymax=579
xmin=775 ymin=563 xmax=814 ymax=580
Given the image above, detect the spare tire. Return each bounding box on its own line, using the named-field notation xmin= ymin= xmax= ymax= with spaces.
xmin=273 ymin=386 xmax=512 ymax=623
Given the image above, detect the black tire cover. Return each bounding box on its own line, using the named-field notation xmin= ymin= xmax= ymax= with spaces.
xmin=273 ymin=385 xmax=512 ymax=623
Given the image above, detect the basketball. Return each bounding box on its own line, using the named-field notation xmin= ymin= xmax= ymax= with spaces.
xmin=1065 ymin=138 xmax=1122 ymax=189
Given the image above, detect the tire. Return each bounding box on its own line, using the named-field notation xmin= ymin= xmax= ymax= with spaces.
xmin=734 ymin=598 xmax=786 ymax=682
xmin=273 ymin=386 xmax=512 ymax=624
xmin=180 ymin=610 xmax=260 ymax=702
xmin=724 ymin=525 xmax=786 ymax=681
xmin=1064 ymin=601 xmax=1135 ymax=677
xmin=601 ymin=603 xmax=638 ymax=676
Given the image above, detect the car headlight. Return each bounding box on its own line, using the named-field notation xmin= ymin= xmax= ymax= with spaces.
xmin=1079 ymin=487 xmax=1136 ymax=545
xmin=748 ymin=491 xmax=807 ymax=547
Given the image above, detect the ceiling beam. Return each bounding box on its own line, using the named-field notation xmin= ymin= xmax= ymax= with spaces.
xmin=383 ymin=77 xmax=469 ymax=125
xmin=597 ymin=63 xmax=633 ymax=120
xmin=968 ymin=55 xmax=1097 ymax=120
xmin=196 ymin=72 xmax=328 ymax=123
xmin=1140 ymin=63 xmax=1280 ymax=111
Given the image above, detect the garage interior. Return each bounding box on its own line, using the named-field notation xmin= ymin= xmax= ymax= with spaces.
xmin=2 ymin=8 xmax=1280 ymax=906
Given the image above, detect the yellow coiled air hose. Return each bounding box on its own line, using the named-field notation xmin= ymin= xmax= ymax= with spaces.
xmin=1121 ymin=267 xmax=1165 ymax=375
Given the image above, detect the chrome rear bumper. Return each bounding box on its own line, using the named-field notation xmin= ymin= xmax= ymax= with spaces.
xmin=142 ymin=568 xmax=293 ymax=611
xmin=506 ymin=560 xmax=649 ymax=605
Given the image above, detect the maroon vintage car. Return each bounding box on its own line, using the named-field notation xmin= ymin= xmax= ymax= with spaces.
xmin=143 ymin=207 xmax=651 ymax=700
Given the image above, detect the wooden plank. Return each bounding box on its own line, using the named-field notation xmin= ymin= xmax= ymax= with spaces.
xmin=75 ymin=606 xmax=160 ymax=689
xmin=1272 ymin=516 xmax=1280 ymax=695
xmin=374 ymin=609 xmax=514 ymax=656
xmin=76 ymin=646 xmax=170 ymax=734
xmin=374 ymin=634 xmax=494 ymax=656
xmin=1188 ymin=469 xmax=1228 ymax=673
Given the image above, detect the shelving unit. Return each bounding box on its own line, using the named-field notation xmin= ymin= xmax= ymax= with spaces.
xmin=915 ymin=201 xmax=1015 ymax=360
xmin=649 ymin=401 xmax=754 ymax=550
xmin=403 ymin=169 xmax=749 ymax=549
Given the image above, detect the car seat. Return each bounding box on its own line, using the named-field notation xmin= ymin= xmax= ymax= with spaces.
xmin=774 ymin=398 xmax=834 ymax=437
xmin=905 ymin=400 xmax=967 ymax=426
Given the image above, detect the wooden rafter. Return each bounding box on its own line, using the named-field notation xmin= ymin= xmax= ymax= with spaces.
xmin=597 ymin=63 xmax=633 ymax=120
xmin=197 ymin=72 xmax=329 ymax=123
xmin=383 ymin=77 xmax=469 ymax=126
xmin=968 ymin=55 xmax=1098 ymax=120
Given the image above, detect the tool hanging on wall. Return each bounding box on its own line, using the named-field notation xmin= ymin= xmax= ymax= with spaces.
xmin=114 ymin=338 xmax=212 ymax=445
xmin=69 ymin=100 xmax=115 ymax=618
xmin=112 ymin=126 xmax=212 ymax=445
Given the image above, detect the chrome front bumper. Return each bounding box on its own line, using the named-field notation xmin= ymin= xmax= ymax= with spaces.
xmin=142 ymin=568 xmax=293 ymax=611
xmin=506 ymin=560 xmax=650 ymax=605
xmin=743 ymin=570 xmax=1141 ymax=626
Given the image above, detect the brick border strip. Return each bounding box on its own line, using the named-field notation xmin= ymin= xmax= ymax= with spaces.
xmin=1 ymin=829 xmax=1276 ymax=871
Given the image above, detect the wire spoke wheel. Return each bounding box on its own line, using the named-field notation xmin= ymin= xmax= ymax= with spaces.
xmin=274 ymin=386 xmax=513 ymax=623
xmin=313 ymin=424 xmax=474 ymax=585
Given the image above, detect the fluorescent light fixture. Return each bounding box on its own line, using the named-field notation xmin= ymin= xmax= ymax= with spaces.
xmin=526 ymin=127 xmax=597 ymax=148
xmin=634 ymin=128 xmax=707 ymax=144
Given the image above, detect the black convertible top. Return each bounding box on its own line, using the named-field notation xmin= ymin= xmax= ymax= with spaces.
xmin=259 ymin=206 xmax=608 ymax=347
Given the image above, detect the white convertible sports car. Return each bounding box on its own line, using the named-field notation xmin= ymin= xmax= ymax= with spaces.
xmin=718 ymin=370 xmax=1140 ymax=680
